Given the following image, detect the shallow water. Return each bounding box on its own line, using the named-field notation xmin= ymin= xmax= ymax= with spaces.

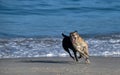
xmin=0 ymin=34 xmax=120 ymax=58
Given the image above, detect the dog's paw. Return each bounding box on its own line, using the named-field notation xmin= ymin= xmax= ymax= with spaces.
xmin=85 ymin=60 xmax=90 ymax=64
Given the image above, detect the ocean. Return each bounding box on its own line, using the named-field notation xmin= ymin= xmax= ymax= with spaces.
xmin=0 ymin=0 xmax=120 ymax=58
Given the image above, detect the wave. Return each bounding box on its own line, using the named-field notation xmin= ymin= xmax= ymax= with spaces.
xmin=0 ymin=34 xmax=120 ymax=58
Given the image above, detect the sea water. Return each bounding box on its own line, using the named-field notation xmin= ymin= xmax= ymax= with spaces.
xmin=0 ymin=0 xmax=120 ymax=58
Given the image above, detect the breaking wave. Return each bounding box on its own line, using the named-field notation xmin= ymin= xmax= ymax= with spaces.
xmin=0 ymin=34 xmax=120 ymax=58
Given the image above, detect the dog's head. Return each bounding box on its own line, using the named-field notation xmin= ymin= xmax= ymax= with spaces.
xmin=70 ymin=31 xmax=79 ymax=39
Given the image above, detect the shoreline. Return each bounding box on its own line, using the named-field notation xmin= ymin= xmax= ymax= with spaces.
xmin=0 ymin=56 xmax=120 ymax=75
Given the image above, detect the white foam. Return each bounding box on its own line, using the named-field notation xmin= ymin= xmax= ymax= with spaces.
xmin=102 ymin=51 xmax=120 ymax=57
xmin=0 ymin=37 xmax=120 ymax=58
xmin=46 ymin=53 xmax=55 ymax=57
xmin=59 ymin=53 xmax=68 ymax=57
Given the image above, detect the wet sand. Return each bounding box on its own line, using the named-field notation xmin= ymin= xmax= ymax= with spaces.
xmin=0 ymin=57 xmax=120 ymax=75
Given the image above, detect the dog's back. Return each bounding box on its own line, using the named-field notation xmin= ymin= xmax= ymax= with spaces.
xmin=62 ymin=33 xmax=74 ymax=50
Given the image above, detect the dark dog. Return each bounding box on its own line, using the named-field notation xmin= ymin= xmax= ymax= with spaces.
xmin=62 ymin=33 xmax=82 ymax=61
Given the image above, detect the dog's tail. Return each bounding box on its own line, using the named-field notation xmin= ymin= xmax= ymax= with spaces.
xmin=62 ymin=33 xmax=68 ymax=38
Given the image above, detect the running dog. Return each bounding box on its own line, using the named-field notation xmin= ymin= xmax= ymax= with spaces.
xmin=62 ymin=33 xmax=82 ymax=61
xmin=70 ymin=31 xmax=90 ymax=64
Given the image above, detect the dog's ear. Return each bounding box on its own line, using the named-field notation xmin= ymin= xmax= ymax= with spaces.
xmin=75 ymin=30 xmax=78 ymax=32
xmin=62 ymin=33 xmax=65 ymax=37
xmin=62 ymin=33 xmax=68 ymax=37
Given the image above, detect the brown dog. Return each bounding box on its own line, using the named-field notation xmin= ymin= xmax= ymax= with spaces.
xmin=70 ymin=31 xmax=90 ymax=64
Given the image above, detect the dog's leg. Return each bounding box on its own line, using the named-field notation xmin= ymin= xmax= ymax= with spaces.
xmin=85 ymin=58 xmax=90 ymax=64
xmin=73 ymin=51 xmax=78 ymax=62
xmin=77 ymin=50 xmax=87 ymax=58
xmin=78 ymin=53 xmax=82 ymax=59
xmin=68 ymin=50 xmax=75 ymax=60
xmin=77 ymin=49 xmax=90 ymax=63
xmin=64 ymin=48 xmax=74 ymax=60
xmin=82 ymin=47 xmax=90 ymax=64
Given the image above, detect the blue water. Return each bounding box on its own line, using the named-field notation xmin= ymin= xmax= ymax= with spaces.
xmin=0 ymin=0 xmax=120 ymax=58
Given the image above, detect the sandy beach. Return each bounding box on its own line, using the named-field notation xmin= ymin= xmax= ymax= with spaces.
xmin=0 ymin=56 xmax=120 ymax=75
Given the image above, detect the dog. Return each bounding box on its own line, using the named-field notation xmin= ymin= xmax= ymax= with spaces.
xmin=70 ymin=31 xmax=90 ymax=64
xmin=62 ymin=33 xmax=82 ymax=61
